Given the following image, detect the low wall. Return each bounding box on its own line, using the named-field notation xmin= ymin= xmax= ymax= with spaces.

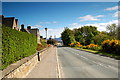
xmin=1 ymin=48 xmax=49 ymax=79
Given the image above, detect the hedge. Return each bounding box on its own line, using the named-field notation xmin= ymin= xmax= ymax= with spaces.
xmin=2 ymin=26 xmax=37 ymax=69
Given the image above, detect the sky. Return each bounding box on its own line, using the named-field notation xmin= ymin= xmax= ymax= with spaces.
xmin=2 ymin=2 xmax=119 ymax=38
xmin=1 ymin=0 xmax=120 ymax=2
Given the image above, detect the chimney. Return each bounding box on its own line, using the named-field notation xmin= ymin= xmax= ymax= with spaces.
xmin=21 ymin=24 xmax=24 ymax=29
xmin=27 ymin=26 xmax=31 ymax=30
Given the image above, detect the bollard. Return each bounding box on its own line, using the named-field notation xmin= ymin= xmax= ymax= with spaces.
xmin=38 ymin=52 xmax=40 ymax=61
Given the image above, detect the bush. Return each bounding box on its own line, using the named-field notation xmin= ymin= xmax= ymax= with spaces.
xmin=86 ymin=44 xmax=100 ymax=51
xmin=69 ymin=42 xmax=83 ymax=48
xmin=36 ymin=44 xmax=48 ymax=51
xmin=2 ymin=26 xmax=37 ymax=69
xmin=102 ymin=40 xmax=120 ymax=54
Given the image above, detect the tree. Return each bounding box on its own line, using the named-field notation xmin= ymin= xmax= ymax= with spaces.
xmin=106 ymin=23 xmax=118 ymax=39
xmin=73 ymin=28 xmax=82 ymax=43
xmin=73 ymin=26 xmax=99 ymax=45
xmin=61 ymin=27 xmax=76 ymax=46
xmin=117 ymin=26 xmax=120 ymax=40
xmin=93 ymin=31 xmax=114 ymax=45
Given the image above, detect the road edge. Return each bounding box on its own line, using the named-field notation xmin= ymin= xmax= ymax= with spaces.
xmin=56 ymin=47 xmax=62 ymax=78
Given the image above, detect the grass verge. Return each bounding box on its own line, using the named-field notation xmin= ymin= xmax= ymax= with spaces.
xmin=72 ymin=47 xmax=120 ymax=60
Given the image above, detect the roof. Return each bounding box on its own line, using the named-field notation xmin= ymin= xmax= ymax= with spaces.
xmin=15 ymin=19 xmax=19 ymax=25
xmin=2 ymin=17 xmax=15 ymax=28
xmin=20 ymin=28 xmax=30 ymax=33
xmin=30 ymin=28 xmax=39 ymax=30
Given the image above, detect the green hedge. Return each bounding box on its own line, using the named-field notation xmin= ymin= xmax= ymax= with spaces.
xmin=2 ymin=26 xmax=37 ymax=69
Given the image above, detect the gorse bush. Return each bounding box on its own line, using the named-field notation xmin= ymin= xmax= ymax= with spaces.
xmin=69 ymin=42 xmax=100 ymax=51
xmin=86 ymin=44 xmax=100 ymax=51
xmin=102 ymin=40 xmax=120 ymax=54
xmin=69 ymin=42 xmax=83 ymax=48
xmin=2 ymin=26 xmax=37 ymax=69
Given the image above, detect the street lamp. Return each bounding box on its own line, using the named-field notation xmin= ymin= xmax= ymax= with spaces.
xmin=45 ymin=28 xmax=48 ymax=42
xmin=50 ymin=35 xmax=52 ymax=44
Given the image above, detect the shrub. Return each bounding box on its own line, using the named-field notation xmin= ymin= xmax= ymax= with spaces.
xmin=69 ymin=42 xmax=75 ymax=47
xmin=36 ymin=44 xmax=48 ymax=51
xmin=69 ymin=42 xmax=83 ymax=48
xmin=75 ymin=42 xmax=83 ymax=48
xmin=2 ymin=26 xmax=37 ymax=69
xmin=102 ymin=40 xmax=120 ymax=54
xmin=86 ymin=44 xmax=100 ymax=51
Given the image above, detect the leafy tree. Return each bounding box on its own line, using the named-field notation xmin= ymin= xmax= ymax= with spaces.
xmin=73 ymin=26 xmax=99 ymax=45
xmin=117 ymin=26 xmax=120 ymax=40
xmin=73 ymin=28 xmax=83 ymax=43
xmin=61 ymin=27 xmax=76 ymax=46
xmin=93 ymin=31 xmax=114 ymax=45
xmin=106 ymin=23 xmax=118 ymax=39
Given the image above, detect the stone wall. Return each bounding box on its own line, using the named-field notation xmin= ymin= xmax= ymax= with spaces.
xmin=1 ymin=48 xmax=49 ymax=79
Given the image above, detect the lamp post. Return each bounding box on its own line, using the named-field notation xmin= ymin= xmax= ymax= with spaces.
xmin=50 ymin=35 xmax=52 ymax=44
xmin=45 ymin=28 xmax=48 ymax=42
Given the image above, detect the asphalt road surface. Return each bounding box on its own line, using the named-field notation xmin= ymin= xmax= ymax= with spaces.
xmin=57 ymin=47 xmax=118 ymax=78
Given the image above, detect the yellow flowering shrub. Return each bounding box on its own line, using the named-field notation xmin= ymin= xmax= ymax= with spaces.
xmin=69 ymin=42 xmax=83 ymax=48
xmin=102 ymin=40 xmax=120 ymax=54
xmin=69 ymin=42 xmax=75 ymax=47
xmin=86 ymin=44 xmax=99 ymax=50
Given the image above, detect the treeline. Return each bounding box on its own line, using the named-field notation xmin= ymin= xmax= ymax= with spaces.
xmin=61 ymin=24 xmax=120 ymax=54
xmin=2 ymin=25 xmax=37 ymax=69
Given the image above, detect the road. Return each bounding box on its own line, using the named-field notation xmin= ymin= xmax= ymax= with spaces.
xmin=57 ymin=47 xmax=118 ymax=78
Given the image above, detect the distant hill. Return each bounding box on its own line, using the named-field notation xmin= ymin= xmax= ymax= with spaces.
xmin=55 ymin=37 xmax=62 ymax=42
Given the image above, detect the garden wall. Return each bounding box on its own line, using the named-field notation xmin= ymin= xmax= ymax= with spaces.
xmin=1 ymin=48 xmax=48 ymax=79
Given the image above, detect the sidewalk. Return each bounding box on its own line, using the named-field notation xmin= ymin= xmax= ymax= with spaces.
xmin=25 ymin=46 xmax=58 ymax=78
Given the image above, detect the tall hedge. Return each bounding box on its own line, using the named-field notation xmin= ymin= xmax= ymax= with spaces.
xmin=2 ymin=26 xmax=37 ymax=69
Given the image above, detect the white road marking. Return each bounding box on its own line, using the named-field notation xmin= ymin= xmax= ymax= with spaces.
xmin=63 ymin=48 xmax=118 ymax=72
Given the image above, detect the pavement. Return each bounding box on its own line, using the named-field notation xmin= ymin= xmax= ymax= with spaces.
xmin=25 ymin=46 xmax=58 ymax=78
xmin=57 ymin=47 xmax=118 ymax=78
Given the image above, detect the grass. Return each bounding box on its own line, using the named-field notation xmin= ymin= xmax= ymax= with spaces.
xmin=72 ymin=47 xmax=120 ymax=60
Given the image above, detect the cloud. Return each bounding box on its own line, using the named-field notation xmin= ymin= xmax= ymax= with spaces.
xmin=105 ymin=6 xmax=118 ymax=11
xmin=69 ymin=20 xmax=118 ymax=32
xmin=78 ymin=15 xmax=104 ymax=21
xmin=40 ymin=21 xmax=57 ymax=24
xmin=40 ymin=20 xmax=118 ymax=38
xmin=96 ymin=15 xmax=104 ymax=17
xmin=31 ymin=25 xmax=43 ymax=28
xmin=39 ymin=28 xmax=64 ymax=38
xmin=113 ymin=11 xmax=120 ymax=17
xmin=86 ymin=20 xmax=118 ymax=31
xmin=69 ymin=23 xmax=82 ymax=29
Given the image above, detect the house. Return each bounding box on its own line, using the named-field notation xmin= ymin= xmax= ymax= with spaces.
xmin=2 ymin=15 xmax=20 ymax=31
xmin=20 ymin=24 xmax=41 ymax=44
xmin=27 ymin=26 xmax=40 ymax=44
xmin=1 ymin=15 xmax=41 ymax=44
xmin=20 ymin=24 xmax=30 ymax=33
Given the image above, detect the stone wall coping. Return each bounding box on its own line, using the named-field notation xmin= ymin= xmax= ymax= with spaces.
xmin=2 ymin=47 xmax=48 ymax=78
